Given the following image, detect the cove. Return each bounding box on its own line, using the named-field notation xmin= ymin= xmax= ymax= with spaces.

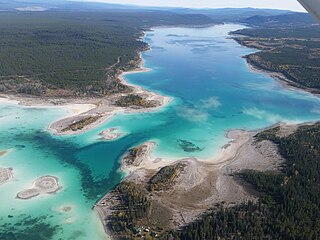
xmin=1 ymin=24 xmax=320 ymax=240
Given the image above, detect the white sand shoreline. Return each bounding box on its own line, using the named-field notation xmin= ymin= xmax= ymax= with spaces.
xmin=115 ymin=120 xmax=315 ymax=180
xmin=0 ymin=50 xmax=172 ymax=137
xmin=118 ymin=129 xmax=251 ymax=175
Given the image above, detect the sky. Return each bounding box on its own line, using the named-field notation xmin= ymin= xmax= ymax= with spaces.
xmin=84 ymin=0 xmax=306 ymax=11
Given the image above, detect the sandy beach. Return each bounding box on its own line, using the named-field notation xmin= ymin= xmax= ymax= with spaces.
xmin=118 ymin=129 xmax=252 ymax=176
xmin=120 ymin=141 xmax=158 ymax=176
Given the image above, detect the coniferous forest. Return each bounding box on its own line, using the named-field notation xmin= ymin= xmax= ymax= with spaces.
xmin=0 ymin=11 xmax=215 ymax=97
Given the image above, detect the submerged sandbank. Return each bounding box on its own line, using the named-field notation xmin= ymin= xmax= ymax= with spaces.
xmin=0 ymin=150 xmax=13 ymax=185
xmin=98 ymin=128 xmax=123 ymax=141
xmin=0 ymin=167 xmax=13 ymax=185
xmin=0 ymin=151 xmax=7 ymax=157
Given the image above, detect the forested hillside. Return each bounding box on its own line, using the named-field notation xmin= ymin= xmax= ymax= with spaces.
xmin=233 ymin=13 xmax=320 ymax=93
xmin=0 ymin=11 xmax=215 ymax=97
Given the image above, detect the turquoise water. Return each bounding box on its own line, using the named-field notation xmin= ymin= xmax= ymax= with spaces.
xmin=1 ymin=24 xmax=320 ymax=239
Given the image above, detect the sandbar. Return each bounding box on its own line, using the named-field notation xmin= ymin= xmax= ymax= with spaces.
xmin=0 ymin=167 xmax=13 ymax=185
xmin=98 ymin=128 xmax=123 ymax=141
xmin=17 ymin=175 xmax=61 ymax=199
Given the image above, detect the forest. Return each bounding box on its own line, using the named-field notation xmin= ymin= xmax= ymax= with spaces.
xmin=233 ymin=13 xmax=320 ymax=93
xmin=0 ymin=11 xmax=215 ymax=97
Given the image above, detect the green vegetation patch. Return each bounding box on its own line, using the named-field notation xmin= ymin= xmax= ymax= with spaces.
xmin=61 ymin=115 xmax=101 ymax=132
xmin=254 ymin=126 xmax=280 ymax=142
xmin=115 ymin=94 xmax=157 ymax=108
xmin=108 ymin=181 xmax=152 ymax=239
xmin=148 ymin=163 xmax=186 ymax=192
xmin=0 ymin=12 xmax=145 ymax=96
xmin=123 ymin=145 xmax=147 ymax=167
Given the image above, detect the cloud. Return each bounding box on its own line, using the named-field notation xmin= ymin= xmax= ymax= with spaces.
xmin=15 ymin=7 xmax=48 ymax=11
xmin=201 ymin=97 xmax=221 ymax=109
xmin=242 ymin=107 xmax=282 ymax=123
xmin=166 ymin=34 xmax=189 ymax=38
xmin=177 ymin=106 xmax=209 ymax=122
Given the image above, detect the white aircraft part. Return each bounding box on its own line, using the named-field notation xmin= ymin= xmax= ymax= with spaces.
xmin=298 ymin=0 xmax=320 ymax=21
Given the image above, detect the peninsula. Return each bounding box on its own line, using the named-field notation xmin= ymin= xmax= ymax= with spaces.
xmin=96 ymin=122 xmax=320 ymax=239
xmin=232 ymin=13 xmax=320 ymax=95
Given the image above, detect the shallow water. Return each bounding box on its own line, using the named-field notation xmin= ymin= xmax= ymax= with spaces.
xmin=1 ymin=24 xmax=320 ymax=239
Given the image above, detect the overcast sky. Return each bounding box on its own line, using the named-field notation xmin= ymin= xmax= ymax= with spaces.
xmin=85 ymin=0 xmax=305 ymax=11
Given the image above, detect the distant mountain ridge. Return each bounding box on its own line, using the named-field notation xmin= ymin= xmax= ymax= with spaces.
xmin=0 ymin=0 xmax=293 ymax=16
xmin=241 ymin=12 xmax=317 ymax=27
xmin=170 ymin=7 xmax=292 ymax=21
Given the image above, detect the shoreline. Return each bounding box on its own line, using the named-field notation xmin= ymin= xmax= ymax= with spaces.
xmin=230 ymin=34 xmax=320 ymax=98
xmin=246 ymin=59 xmax=320 ymax=98
xmin=1 ymin=24 xmax=319 ymax=239
xmin=47 ymin=47 xmax=172 ymax=136
xmin=16 ymin=175 xmax=61 ymax=200
xmin=0 ymin=45 xmax=172 ymax=136
xmin=94 ymin=122 xmax=297 ymax=238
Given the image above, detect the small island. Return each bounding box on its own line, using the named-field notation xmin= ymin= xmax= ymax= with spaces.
xmin=17 ymin=176 xmax=61 ymax=200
